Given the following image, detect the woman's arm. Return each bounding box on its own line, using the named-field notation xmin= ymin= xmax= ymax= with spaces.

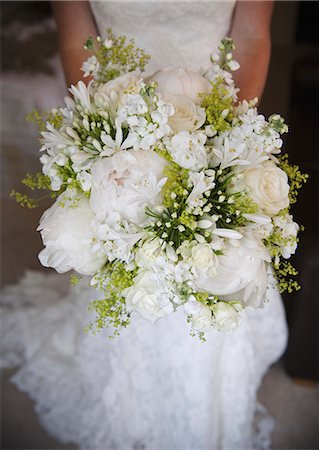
xmin=52 ymin=0 xmax=98 ymax=87
xmin=230 ymin=0 xmax=274 ymax=102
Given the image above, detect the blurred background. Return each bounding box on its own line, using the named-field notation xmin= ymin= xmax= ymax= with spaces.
xmin=1 ymin=1 xmax=318 ymax=449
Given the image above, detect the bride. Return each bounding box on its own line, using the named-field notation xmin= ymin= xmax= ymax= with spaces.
xmin=1 ymin=1 xmax=288 ymax=449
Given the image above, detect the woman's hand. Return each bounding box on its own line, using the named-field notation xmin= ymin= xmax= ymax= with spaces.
xmin=52 ymin=0 xmax=98 ymax=87
xmin=230 ymin=0 xmax=274 ymax=102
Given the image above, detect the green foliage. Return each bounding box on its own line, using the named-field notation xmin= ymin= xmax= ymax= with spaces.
xmin=85 ymin=28 xmax=150 ymax=83
xmin=22 ymin=173 xmax=52 ymax=190
xmin=70 ymin=274 xmax=82 ymax=285
xmin=207 ymin=172 xmax=258 ymax=228
xmin=265 ymin=227 xmax=301 ymax=294
xmin=268 ymin=114 xmax=289 ymax=134
xmin=10 ymin=172 xmax=59 ymax=208
xmin=87 ymin=262 xmax=137 ymax=337
xmin=161 ymin=162 xmax=189 ymax=208
xmin=279 ymin=154 xmax=308 ymax=204
xmin=273 ymin=260 xmax=300 ymax=293
xmin=26 ymin=109 xmax=63 ymax=132
xmin=193 ymin=291 xmax=209 ymax=304
xmin=201 ymin=78 xmax=233 ymax=133
xmin=10 ymin=191 xmax=39 ymax=209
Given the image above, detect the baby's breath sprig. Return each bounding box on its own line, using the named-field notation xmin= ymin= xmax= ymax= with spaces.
xmin=87 ymin=262 xmax=137 ymax=337
xmin=84 ymin=28 xmax=150 ymax=83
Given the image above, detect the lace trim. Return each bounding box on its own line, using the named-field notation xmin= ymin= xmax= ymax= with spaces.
xmin=1 ymin=271 xmax=287 ymax=449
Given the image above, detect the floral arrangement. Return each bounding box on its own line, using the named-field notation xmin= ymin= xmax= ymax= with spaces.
xmin=13 ymin=30 xmax=307 ymax=338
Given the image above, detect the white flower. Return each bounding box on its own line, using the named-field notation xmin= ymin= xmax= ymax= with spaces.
xmin=91 ymin=218 xmax=145 ymax=263
xmin=37 ymin=190 xmax=105 ymax=275
xmin=124 ymin=270 xmax=174 ymax=322
xmin=211 ymin=302 xmax=241 ymax=331
xmin=97 ymin=73 xmax=140 ymax=110
xmin=163 ymin=94 xmax=206 ymax=132
xmin=166 ymin=131 xmax=208 ymax=170
xmin=99 ymin=118 xmax=136 ymax=156
xmin=118 ymin=91 xmax=173 ymax=150
xmin=103 ymin=39 xmax=113 ymax=48
xmin=184 ymin=296 xmax=212 ymax=332
xmin=187 ymin=171 xmax=215 ymax=208
xmin=190 ymin=243 xmax=218 ymax=276
xmin=135 ymin=237 xmax=165 ymax=268
xmin=273 ymin=213 xmax=299 ymax=258
xmin=81 ymin=55 xmax=100 ymax=78
xmin=89 ymin=149 xmax=167 ymax=225
xmin=194 ymin=235 xmax=269 ymax=307
xmin=76 ymin=171 xmax=93 ymax=192
xmin=69 ymin=80 xmax=94 ymax=112
xmin=151 ymin=67 xmax=210 ymax=104
xmin=179 ymin=241 xmax=218 ymax=277
xmin=211 ymin=107 xmax=284 ymax=169
xmin=243 ymin=161 xmax=289 ymax=215
xmin=210 ymin=137 xmax=248 ymax=170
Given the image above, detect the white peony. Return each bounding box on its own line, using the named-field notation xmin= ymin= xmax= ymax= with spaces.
xmin=151 ymin=67 xmax=210 ymax=104
xmin=211 ymin=302 xmax=241 ymax=331
xmin=243 ymin=160 xmax=290 ymax=215
xmin=163 ymin=94 xmax=206 ymax=132
xmin=124 ymin=270 xmax=174 ymax=322
xmin=37 ymin=190 xmax=105 ymax=275
xmin=89 ymin=149 xmax=167 ymax=225
xmin=194 ymin=235 xmax=269 ymax=307
xmin=166 ymin=131 xmax=208 ymax=170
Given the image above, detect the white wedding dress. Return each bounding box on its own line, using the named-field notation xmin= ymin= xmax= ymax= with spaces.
xmin=1 ymin=2 xmax=288 ymax=449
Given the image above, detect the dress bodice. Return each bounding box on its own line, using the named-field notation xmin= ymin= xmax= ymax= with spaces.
xmin=90 ymin=0 xmax=236 ymax=73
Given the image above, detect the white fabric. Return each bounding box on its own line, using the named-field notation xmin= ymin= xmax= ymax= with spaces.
xmin=1 ymin=271 xmax=287 ymax=450
xmin=1 ymin=2 xmax=288 ymax=449
xmin=90 ymin=0 xmax=237 ymax=73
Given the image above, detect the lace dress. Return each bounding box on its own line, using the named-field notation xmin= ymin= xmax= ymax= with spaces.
xmin=1 ymin=2 xmax=288 ymax=449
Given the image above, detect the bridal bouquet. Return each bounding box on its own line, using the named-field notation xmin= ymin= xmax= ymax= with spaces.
xmin=14 ymin=31 xmax=307 ymax=338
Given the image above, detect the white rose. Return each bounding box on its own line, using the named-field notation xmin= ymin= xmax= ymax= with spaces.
xmin=124 ymin=270 xmax=174 ymax=322
xmin=211 ymin=302 xmax=241 ymax=331
xmin=190 ymin=243 xmax=218 ymax=276
xmin=151 ymin=67 xmax=210 ymax=104
xmin=243 ymin=161 xmax=289 ymax=215
xmin=184 ymin=297 xmax=212 ymax=332
xmin=164 ymin=94 xmax=206 ymax=132
xmin=135 ymin=238 xmax=165 ymax=268
xmin=89 ymin=149 xmax=167 ymax=225
xmin=37 ymin=190 xmax=105 ymax=275
xmin=97 ymin=73 xmax=140 ymax=109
